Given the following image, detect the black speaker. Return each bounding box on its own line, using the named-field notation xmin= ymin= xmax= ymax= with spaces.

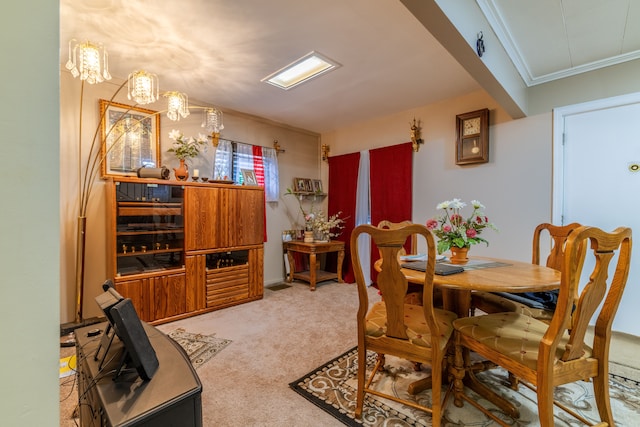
xmin=109 ymin=298 xmax=159 ymax=380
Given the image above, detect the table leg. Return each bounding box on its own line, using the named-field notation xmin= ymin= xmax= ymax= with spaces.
xmin=309 ymin=252 xmax=317 ymax=291
xmin=336 ymin=249 xmax=344 ymax=283
xmin=285 ymin=250 xmax=295 ymax=283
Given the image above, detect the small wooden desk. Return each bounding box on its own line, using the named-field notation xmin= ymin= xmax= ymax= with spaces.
xmin=283 ymin=240 xmax=345 ymax=291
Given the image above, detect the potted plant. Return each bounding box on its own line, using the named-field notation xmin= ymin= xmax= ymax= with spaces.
xmin=426 ymin=198 xmax=497 ymax=263
xmin=167 ymin=129 xmax=208 ymax=180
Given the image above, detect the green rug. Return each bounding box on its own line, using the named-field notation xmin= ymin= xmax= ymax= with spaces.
xmin=290 ymin=347 xmax=640 ymax=426
xmin=168 ymin=328 xmax=232 ymax=369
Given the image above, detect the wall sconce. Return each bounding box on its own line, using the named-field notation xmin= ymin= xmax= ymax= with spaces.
xmin=410 ymin=118 xmax=424 ymax=152
xmin=321 ymin=144 xmax=330 ymax=161
xmin=273 ymin=139 xmax=285 ymax=155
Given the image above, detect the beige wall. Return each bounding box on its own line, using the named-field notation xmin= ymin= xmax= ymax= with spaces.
xmin=60 ymin=72 xmax=322 ymax=323
xmin=322 ymin=89 xmax=554 ymax=262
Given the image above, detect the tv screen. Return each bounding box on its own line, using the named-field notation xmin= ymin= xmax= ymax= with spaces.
xmin=109 ymin=298 xmax=159 ymax=380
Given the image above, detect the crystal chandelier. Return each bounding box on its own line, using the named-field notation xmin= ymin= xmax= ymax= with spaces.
xmin=127 ymin=70 xmax=159 ymax=105
xmin=164 ymin=91 xmax=190 ymax=121
xmin=201 ymin=107 xmax=224 ymax=146
xmin=65 ymin=39 xmax=111 ymax=84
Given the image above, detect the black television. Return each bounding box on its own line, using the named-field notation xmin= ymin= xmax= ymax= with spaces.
xmin=109 ymin=297 xmax=159 ymax=380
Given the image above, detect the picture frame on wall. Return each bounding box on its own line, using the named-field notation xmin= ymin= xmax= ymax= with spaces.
xmin=304 ymin=178 xmax=314 ymax=193
xmin=241 ymin=169 xmax=257 ymax=185
xmin=100 ymin=100 xmax=161 ymax=178
xmin=294 ymin=177 xmax=307 ymax=192
xmin=312 ymin=179 xmax=323 ymax=194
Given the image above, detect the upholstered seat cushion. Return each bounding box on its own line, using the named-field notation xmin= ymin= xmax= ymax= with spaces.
xmin=454 ymin=312 xmax=592 ymax=372
xmin=366 ymin=302 xmax=457 ymax=349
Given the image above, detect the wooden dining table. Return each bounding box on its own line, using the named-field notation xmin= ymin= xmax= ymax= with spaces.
xmin=382 ymin=256 xmax=562 ymax=417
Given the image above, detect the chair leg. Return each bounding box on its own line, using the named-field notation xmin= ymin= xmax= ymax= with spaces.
xmin=593 ymin=372 xmax=614 ymax=425
xmin=536 ymin=381 xmax=555 ymax=427
xmin=355 ymin=347 xmax=367 ymax=418
xmin=507 ymin=372 xmax=520 ymax=390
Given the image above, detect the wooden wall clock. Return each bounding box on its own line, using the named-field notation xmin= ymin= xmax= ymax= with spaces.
xmin=455 ymin=108 xmax=489 ymax=165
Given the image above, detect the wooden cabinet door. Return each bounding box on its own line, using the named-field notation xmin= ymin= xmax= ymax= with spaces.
xmin=184 ymin=186 xmax=264 ymax=250
xmin=150 ymin=272 xmax=186 ymax=321
xmin=115 ymin=278 xmax=151 ymax=322
xmin=232 ymin=188 xmax=265 ymax=246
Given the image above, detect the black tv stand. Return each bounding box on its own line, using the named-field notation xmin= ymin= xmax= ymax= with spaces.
xmin=75 ymin=322 xmax=202 ymax=427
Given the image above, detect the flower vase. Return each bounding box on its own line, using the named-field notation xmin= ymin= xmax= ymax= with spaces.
xmin=449 ymin=246 xmax=469 ymax=264
xmin=174 ymin=159 xmax=189 ymax=181
xmin=314 ymin=229 xmax=329 ymax=242
xmin=304 ymin=231 xmax=314 ymax=243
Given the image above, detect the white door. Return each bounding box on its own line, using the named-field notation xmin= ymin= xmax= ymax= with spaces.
xmin=553 ymin=92 xmax=640 ymax=336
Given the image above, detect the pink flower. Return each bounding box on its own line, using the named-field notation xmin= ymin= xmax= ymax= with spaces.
xmin=442 ymin=224 xmax=452 ymax=232
xmin=426 ymin=219 xmax=438 ymax=230
xmin=466 ymin=228 xmax=477 ymax=238
xmin=450 ymin=214 xmax=463 ymax=225
xmin=475 ymin=215 xmax=484 ymax=224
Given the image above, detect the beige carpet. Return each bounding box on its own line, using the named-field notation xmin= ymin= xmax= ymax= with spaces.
xmin=291 ymin=347 xmax=640 ymax=426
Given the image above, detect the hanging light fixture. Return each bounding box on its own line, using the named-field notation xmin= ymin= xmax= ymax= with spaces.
xmin=201 ymin=107 xmax=224 ymax=146
xmin=127 ymin=70 xmax=159 ymax=105
xmin=65 ymin=39 xmax=111 ymax=84
xmin=164 ymin=91 xmax=190 ymax=121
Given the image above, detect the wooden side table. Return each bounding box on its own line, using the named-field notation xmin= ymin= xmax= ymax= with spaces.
xmin=283 ymin=240 xmax=345 ymax=291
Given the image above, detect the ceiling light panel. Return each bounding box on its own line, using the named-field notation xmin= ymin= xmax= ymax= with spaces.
xmin=262 ymin=51 xmax=340 ymax=90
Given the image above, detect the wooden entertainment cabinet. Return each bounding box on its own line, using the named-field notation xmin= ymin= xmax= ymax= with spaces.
xmin=106 ymin=178 xmax=264 ymax=324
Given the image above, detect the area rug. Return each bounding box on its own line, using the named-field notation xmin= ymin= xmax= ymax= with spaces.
xmin=290 ymin=347 xmax=640 ymax=426
xmin=168 ymin=328 xmax=232 ymax=370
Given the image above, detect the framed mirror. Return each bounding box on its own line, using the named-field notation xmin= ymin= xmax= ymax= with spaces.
xmin=100 ymin=100 xmax=161 ymax=178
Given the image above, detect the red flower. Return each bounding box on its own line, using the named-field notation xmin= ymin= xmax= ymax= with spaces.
xmin=426 ymin=219 xmax=438 ymax=230
xmin=466 ymin=228 xmax=477 ymax=238
xmin=450 ymin=214 xmax=463 ymax=225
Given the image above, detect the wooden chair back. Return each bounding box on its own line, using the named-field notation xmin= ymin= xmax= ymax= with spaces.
xmin=549 ymin=226 xmax=632 ymax=364
xmin=352 ymin=223 xmax=439 ymax=339
xmin=376 ymin=220 xmax=417 ymax=255
xmin=532 ymin=222 xmax=583 ymax=269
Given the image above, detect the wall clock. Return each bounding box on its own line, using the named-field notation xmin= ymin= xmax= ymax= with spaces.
xmin=455 ymin=108 xmax=489 ymax=165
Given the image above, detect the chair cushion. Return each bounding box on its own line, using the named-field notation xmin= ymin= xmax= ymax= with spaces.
xmin=454 ymin=312 xmax=592 ymax=372
xmin=365 ymin=302 xmax=457 ymax=350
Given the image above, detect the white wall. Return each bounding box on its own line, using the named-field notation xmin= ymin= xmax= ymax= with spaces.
xmin=322 ymin=89 xmax=554 ymax=263
xmin=60 ymin=72 xmax=322 ymax=322
xmin=1 ymin=0 xmax=60 ymax=425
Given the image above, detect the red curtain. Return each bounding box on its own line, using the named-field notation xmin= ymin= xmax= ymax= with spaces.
xmin=369 ymin=142 xmax=413 ymax=281
xmin=328 ymin=152 xmax=361 ymax=283
xmin=252 ymin=146 xmax=268 ymax=242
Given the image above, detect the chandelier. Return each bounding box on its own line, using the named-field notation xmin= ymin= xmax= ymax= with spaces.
xmin=201 ymin=107 xmax=224 ymax=146
xmin=164 ymin=91 xmax=190 ymax=121
xmin=65 ymin=39 xmax=111 ymax=84
xmin=127 ymin=70 xmax=159 ymax=105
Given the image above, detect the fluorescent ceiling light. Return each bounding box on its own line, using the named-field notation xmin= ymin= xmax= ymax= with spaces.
xmin=262 ymin=51 xmax=340 ymax=90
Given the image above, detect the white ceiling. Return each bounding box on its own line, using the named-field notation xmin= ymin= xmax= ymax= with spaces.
xmin=60 ymin=0 xmax=640 ymax=134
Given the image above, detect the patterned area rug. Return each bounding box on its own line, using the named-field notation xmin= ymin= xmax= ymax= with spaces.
xmin=168 ymin=328 xmax=232 ymax=369
xmin=290 ymin=347 xmax=640 ymax=426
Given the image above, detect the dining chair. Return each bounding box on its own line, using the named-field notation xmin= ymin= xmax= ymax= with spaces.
xmin=471 ymin=222 xmax=583 ymax=322
xmin=351 ymin=223 xmax=457 ymax=427
xmin=377 ymin=220 xmax=423 ymax=305
xmin=453 ymin=225 xmax=632 ymax=427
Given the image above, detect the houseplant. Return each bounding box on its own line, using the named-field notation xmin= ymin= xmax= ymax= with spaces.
xmin=426 ymin=198 xmax=496 ymax=263
xmin=167 ymin=129 xmax=208 ymax=180
xmin=284 ymin=188 xmax=345 ymax=241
